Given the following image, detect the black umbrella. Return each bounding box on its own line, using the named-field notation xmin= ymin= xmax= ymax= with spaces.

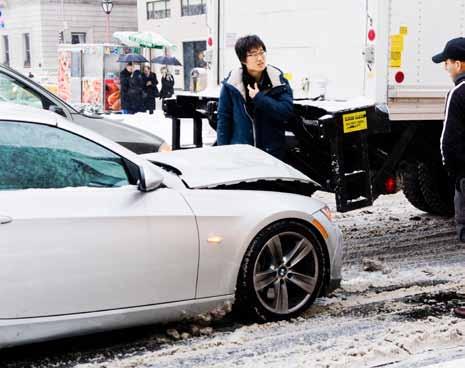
xmin=151 ymin=56 xmax=182 ymax=66
xmin=117 ymin=53 xmax=148 ymax=63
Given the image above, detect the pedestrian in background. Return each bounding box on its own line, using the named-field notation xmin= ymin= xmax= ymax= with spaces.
xmin=120 ymin=62 xmax=133 ymax=114
xmin=433 ymin=37 xmax=465 ymax=319
xmin=128 ymin=66 xmax=145 ymax=114
xmin=160 ymin=67 xmax=175 ymax=99
xmin=216 ymin=34 xmax=293 ymax=159
xmin=142 ymin=65 xmax=159 ymax=115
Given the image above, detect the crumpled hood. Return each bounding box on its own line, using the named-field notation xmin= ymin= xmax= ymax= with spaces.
xmin=142 ymin=144 xmax=320 ymax=190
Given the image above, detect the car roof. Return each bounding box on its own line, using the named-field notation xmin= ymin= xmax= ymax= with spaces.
xmin=0 ymin=102 xmax=59 ymax=126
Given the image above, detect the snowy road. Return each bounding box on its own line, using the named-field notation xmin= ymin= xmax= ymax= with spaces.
xmin=2 ymin=192 xmax=465 ymax=368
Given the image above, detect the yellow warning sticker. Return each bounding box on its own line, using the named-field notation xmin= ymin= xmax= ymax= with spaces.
xmin=343 ymin=111 xmax=368 ymax=134
xmin=400 ymin=26 xmax=408 ymax=35
xmin=390 ymin=34 xmax=404 ymax=52
xmin=389 ymin=51 xmax=402 ymax=68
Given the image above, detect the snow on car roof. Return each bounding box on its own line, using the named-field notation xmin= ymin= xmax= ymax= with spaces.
xmin=0 ymin=102 xmax=59 ymax=126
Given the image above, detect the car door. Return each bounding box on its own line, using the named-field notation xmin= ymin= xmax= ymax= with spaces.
xmin=0 ymin=120 xmax=198 ymax=319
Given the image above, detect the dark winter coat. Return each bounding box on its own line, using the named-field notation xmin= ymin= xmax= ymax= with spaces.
xmin=216 ymin=65 xmax=294 ymax=159
xmin=128 ymin=70 xmax=145 ymax=113
xmin=441 ymin=73 xmax=465 ymax=179
xmin=142 ymin=72 xmax=159 ymax=111
xmin=120 ymin=68 xmax=132 ymax=110
xmin=160 ymin=74 xmax=175 ymax=99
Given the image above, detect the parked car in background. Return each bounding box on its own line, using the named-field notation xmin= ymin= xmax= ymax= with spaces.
xmin=0 ymin=103 xmax=342 ymax=348
xmin=0 ymin=64 xmax=170 ymax=153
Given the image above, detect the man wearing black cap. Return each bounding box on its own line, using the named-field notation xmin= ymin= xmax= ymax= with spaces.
xmin=433 ymin=38 xmax=465 ymax=318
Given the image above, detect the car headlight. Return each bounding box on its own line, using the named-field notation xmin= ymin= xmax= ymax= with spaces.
xmin=321 ymin=206 xmax=333 ymax=222
xmin=158 ymin=142 xmax=172 ymax=153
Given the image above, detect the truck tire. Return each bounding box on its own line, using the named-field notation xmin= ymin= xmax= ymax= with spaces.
xmin=400 ymin=162 xmax=432 ymax=213
xmin=418 ymin=162 xmax=454 ymax=217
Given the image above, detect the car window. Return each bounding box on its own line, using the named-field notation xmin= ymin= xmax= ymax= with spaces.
xmin=0 ymin=73 xmax=44 ymax=109
xmin=0 ymin=121 xmax=131 ymax=190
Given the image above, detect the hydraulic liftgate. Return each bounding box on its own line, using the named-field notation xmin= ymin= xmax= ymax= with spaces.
xmin=163 ymin=95 xmax=390 ymax=212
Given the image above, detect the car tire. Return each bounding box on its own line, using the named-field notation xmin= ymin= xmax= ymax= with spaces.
xmin=234 ymin=220 xmax=326 ymax=322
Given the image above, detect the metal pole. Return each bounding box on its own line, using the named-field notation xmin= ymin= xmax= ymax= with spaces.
xmin=106 ymin=13 xmax=110 ymax=43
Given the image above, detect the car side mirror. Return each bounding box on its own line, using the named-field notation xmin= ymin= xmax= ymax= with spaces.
xmin=49 ymin=105 xmax=66 ymax=117
xmin=138 ymin=165 xmax=163 ymax=192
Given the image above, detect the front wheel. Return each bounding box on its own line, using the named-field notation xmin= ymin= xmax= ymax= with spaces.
xmin=235 ymin=220 xmax=326 ymax=322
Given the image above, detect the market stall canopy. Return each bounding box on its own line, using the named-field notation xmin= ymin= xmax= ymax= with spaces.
xmin=128 ymin=32 xmax=174 ymax=49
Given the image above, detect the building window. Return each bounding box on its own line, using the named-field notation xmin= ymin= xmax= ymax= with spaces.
xmin=71 ymin=32 xmax=86 ymax=44
xmin=146 ymin=0 xmax=171 ymax=20
xmin=3 ymin=35 xmax=9 ymax=66
xmin=181 ymin=0 xmax=206 ymax=16
xmin=23 ymin=33 xmax=31 ymax=68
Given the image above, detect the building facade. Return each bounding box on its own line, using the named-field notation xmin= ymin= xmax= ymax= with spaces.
xmin=137 ymin=0 xmax=208 ymax=90
xmin=0 ymin=0 xmax=138 ymax=81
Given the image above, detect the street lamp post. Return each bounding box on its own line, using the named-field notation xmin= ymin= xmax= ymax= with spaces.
xmin=101 ymin=0 xmax=113 ymax=44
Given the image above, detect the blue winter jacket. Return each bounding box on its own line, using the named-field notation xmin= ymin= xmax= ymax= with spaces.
xmin=216 ymin=65 xmax=294 ymax=158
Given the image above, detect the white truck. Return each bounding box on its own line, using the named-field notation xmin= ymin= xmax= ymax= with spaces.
xmin=164 ymin=0 xmax=461 ymax=215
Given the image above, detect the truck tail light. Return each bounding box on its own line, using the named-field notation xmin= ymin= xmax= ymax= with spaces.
xmin=368 ymin=29 xmax=376 ymax=42
xmin=385 ymin=177 xmax=397 ymax=194
xmin=395 ymin=71 xmax=405 ymax=84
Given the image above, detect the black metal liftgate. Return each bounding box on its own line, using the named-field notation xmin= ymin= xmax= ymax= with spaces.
xmin=163 ymin=95 xmax=390 ymax=213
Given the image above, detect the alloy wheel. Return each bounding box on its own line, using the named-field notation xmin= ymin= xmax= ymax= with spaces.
xmin=253 ymin=231 xmax=319 ymax=314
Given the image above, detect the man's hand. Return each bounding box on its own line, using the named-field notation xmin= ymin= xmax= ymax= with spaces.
xmin=247 ymin=83 xmax=260 ymax=99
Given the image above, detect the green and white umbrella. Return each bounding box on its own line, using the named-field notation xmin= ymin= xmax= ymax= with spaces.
xmin=128 ymin=31 xmax=174 ymax=49
xmin=113 ymin=31 xmax=140 ymax=47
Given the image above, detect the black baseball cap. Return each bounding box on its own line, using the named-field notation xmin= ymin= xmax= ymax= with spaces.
xmin=432 ymin=37 xmax=465 ymax=63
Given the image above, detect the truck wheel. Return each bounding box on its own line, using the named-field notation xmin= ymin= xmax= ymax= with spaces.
xmin=418 ymin=162 xmax=454 ymax=217
xmin=400 ymin=162 xmax=432 ymax=213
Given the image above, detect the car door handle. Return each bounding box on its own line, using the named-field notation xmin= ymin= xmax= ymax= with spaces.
xmin=0 ymin=216 xmax=12 ymax=225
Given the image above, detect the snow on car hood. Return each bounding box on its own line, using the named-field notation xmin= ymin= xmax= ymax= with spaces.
xmin=142 ymin=144 xmax=320 ymax=190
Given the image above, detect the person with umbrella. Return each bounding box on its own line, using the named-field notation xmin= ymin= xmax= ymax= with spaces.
xmin=129 ymin=66 xmax=145 ymax=113
xmin=120 ymin=62 xmax=133 ymax=114
xmin=159 ymin=66 xmax=175 ymax=99
xmin=151 ymin=54 xmax=181 ymax=99
xmin=142 ymin=65 xmax=159 ymax=114
xmin=118 ymin=54 xmax=148 ymax=114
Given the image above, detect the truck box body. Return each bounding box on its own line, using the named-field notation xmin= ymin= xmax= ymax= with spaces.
xmin=207 ymin=0 xmax=463 ymax=120
xmin=165 ymin=1 xmax=458 ymax=215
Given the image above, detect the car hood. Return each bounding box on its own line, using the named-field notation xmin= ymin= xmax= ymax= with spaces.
xmin=71 ymin=113 xmax=165 ymax=153
xmin=142 ymin=145 xmax=320 ymax=193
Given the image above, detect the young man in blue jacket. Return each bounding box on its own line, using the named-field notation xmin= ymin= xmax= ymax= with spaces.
xmin=216 ymin=35 xmax=293 ymax=159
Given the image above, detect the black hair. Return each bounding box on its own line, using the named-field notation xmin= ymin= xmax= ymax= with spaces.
xmin=235 ymin=35 xmax=267 ymax=63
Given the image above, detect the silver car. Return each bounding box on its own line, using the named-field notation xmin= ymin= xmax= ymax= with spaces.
xmin=0 ymin=103 xmax=343 ymax=348
xmin=0 ymin=64 xmax=170 ymax=153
